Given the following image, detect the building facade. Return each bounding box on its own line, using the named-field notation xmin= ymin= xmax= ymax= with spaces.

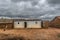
xmin=14 ymin=19 xmax=42 ymax=28
xmin=0 ymin=19 xmax=14 ymax=29
xmin=0 ymin=18 xmax=50 ymax=29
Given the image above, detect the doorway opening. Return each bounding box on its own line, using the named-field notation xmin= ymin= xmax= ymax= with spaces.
xmin=24 ymin=22 xmax=27 ymax=28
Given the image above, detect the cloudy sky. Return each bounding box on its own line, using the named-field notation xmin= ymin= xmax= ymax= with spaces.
xmin=0 ymin=0 xmax=60 ymax=20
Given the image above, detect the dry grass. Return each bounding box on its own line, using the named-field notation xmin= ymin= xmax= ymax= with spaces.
xmin=0 ymin=28 xmax=60 ymax=40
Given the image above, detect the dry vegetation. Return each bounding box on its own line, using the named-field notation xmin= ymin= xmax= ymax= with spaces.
xmin=0 ymin=28 xmax=60 ymax=40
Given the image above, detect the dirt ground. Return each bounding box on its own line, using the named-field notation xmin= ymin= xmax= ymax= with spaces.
xmin=0 ymin=28 xmax=60 ymax=40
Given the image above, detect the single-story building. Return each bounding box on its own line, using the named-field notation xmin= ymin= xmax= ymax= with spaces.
xmin=14 ymin=19 xmax=42 ymax=28
xmin=0 ymin=18 xmax=50 ymax=29
xmin=50 ymin=16 xmax=60 ymax=28
xmin=0 ymin=19 xmax=14 ymax=29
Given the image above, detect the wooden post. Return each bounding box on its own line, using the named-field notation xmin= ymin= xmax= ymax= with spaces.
xmin=3 ymin=25 xmax=7 ymax=31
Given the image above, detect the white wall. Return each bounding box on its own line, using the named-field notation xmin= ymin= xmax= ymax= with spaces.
xmin=14 ymin=21 xmax=24 ymax=28
xmin=27 ymin=21 xmax=41 ymax=28
xmin=14 ymin=21 xmax=42 ymax=29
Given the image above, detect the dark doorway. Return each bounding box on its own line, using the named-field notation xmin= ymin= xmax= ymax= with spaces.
xmin=24 ymin=22 xmax=27 ymax=28
xmin=41 ymin=21 xmax=43 ymax=28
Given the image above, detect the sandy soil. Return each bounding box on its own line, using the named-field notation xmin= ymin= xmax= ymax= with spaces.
xmin=0 ymin=28 xmax=60 ymax=40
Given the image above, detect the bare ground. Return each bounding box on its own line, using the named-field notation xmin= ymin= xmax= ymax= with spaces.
xmin=0 ymin=28 xmax=60 ymax=40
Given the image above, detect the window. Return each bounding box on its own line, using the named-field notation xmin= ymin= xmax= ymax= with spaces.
xmin=18 ymin=22 xmax=19 ymax=24
xmin=35 ymin=21 xmax=37 ymax=24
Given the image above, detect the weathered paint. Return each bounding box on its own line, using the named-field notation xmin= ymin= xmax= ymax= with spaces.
xmin=14 ymin=21 xmax=24 ymax=28
xmin=27 ymin=21 xmax=41 ymax=28
xmin=43 ymin=21 xmax=49 ymax=28
xmin=0 ymin=23 xmax=13 ymax=29
xmin=14 ymin=21 xmax=42 ymax=29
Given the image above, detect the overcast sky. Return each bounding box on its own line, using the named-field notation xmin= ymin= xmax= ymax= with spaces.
xmin=0 ymin=0 xmax=60 ymax=20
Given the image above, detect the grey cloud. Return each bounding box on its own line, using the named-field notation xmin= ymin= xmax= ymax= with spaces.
xmin=0 ymin=0 xmax=60 ymax=20
xmin=31 ymin=1 xmax=38 ymax=6
xmin=11 ymin=0 xmax=39 ymax=6
xmin=47 ymin=0 xmax=60 ymax=5
xmin=11 ymin=0 xmax=39 ymax=2
xmin=11 ymin=0 xmax=29 ymax=2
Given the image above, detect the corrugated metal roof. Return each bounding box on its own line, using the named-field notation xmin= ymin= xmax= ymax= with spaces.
xmin=13 ymin=19 xmax=41 ymax=21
